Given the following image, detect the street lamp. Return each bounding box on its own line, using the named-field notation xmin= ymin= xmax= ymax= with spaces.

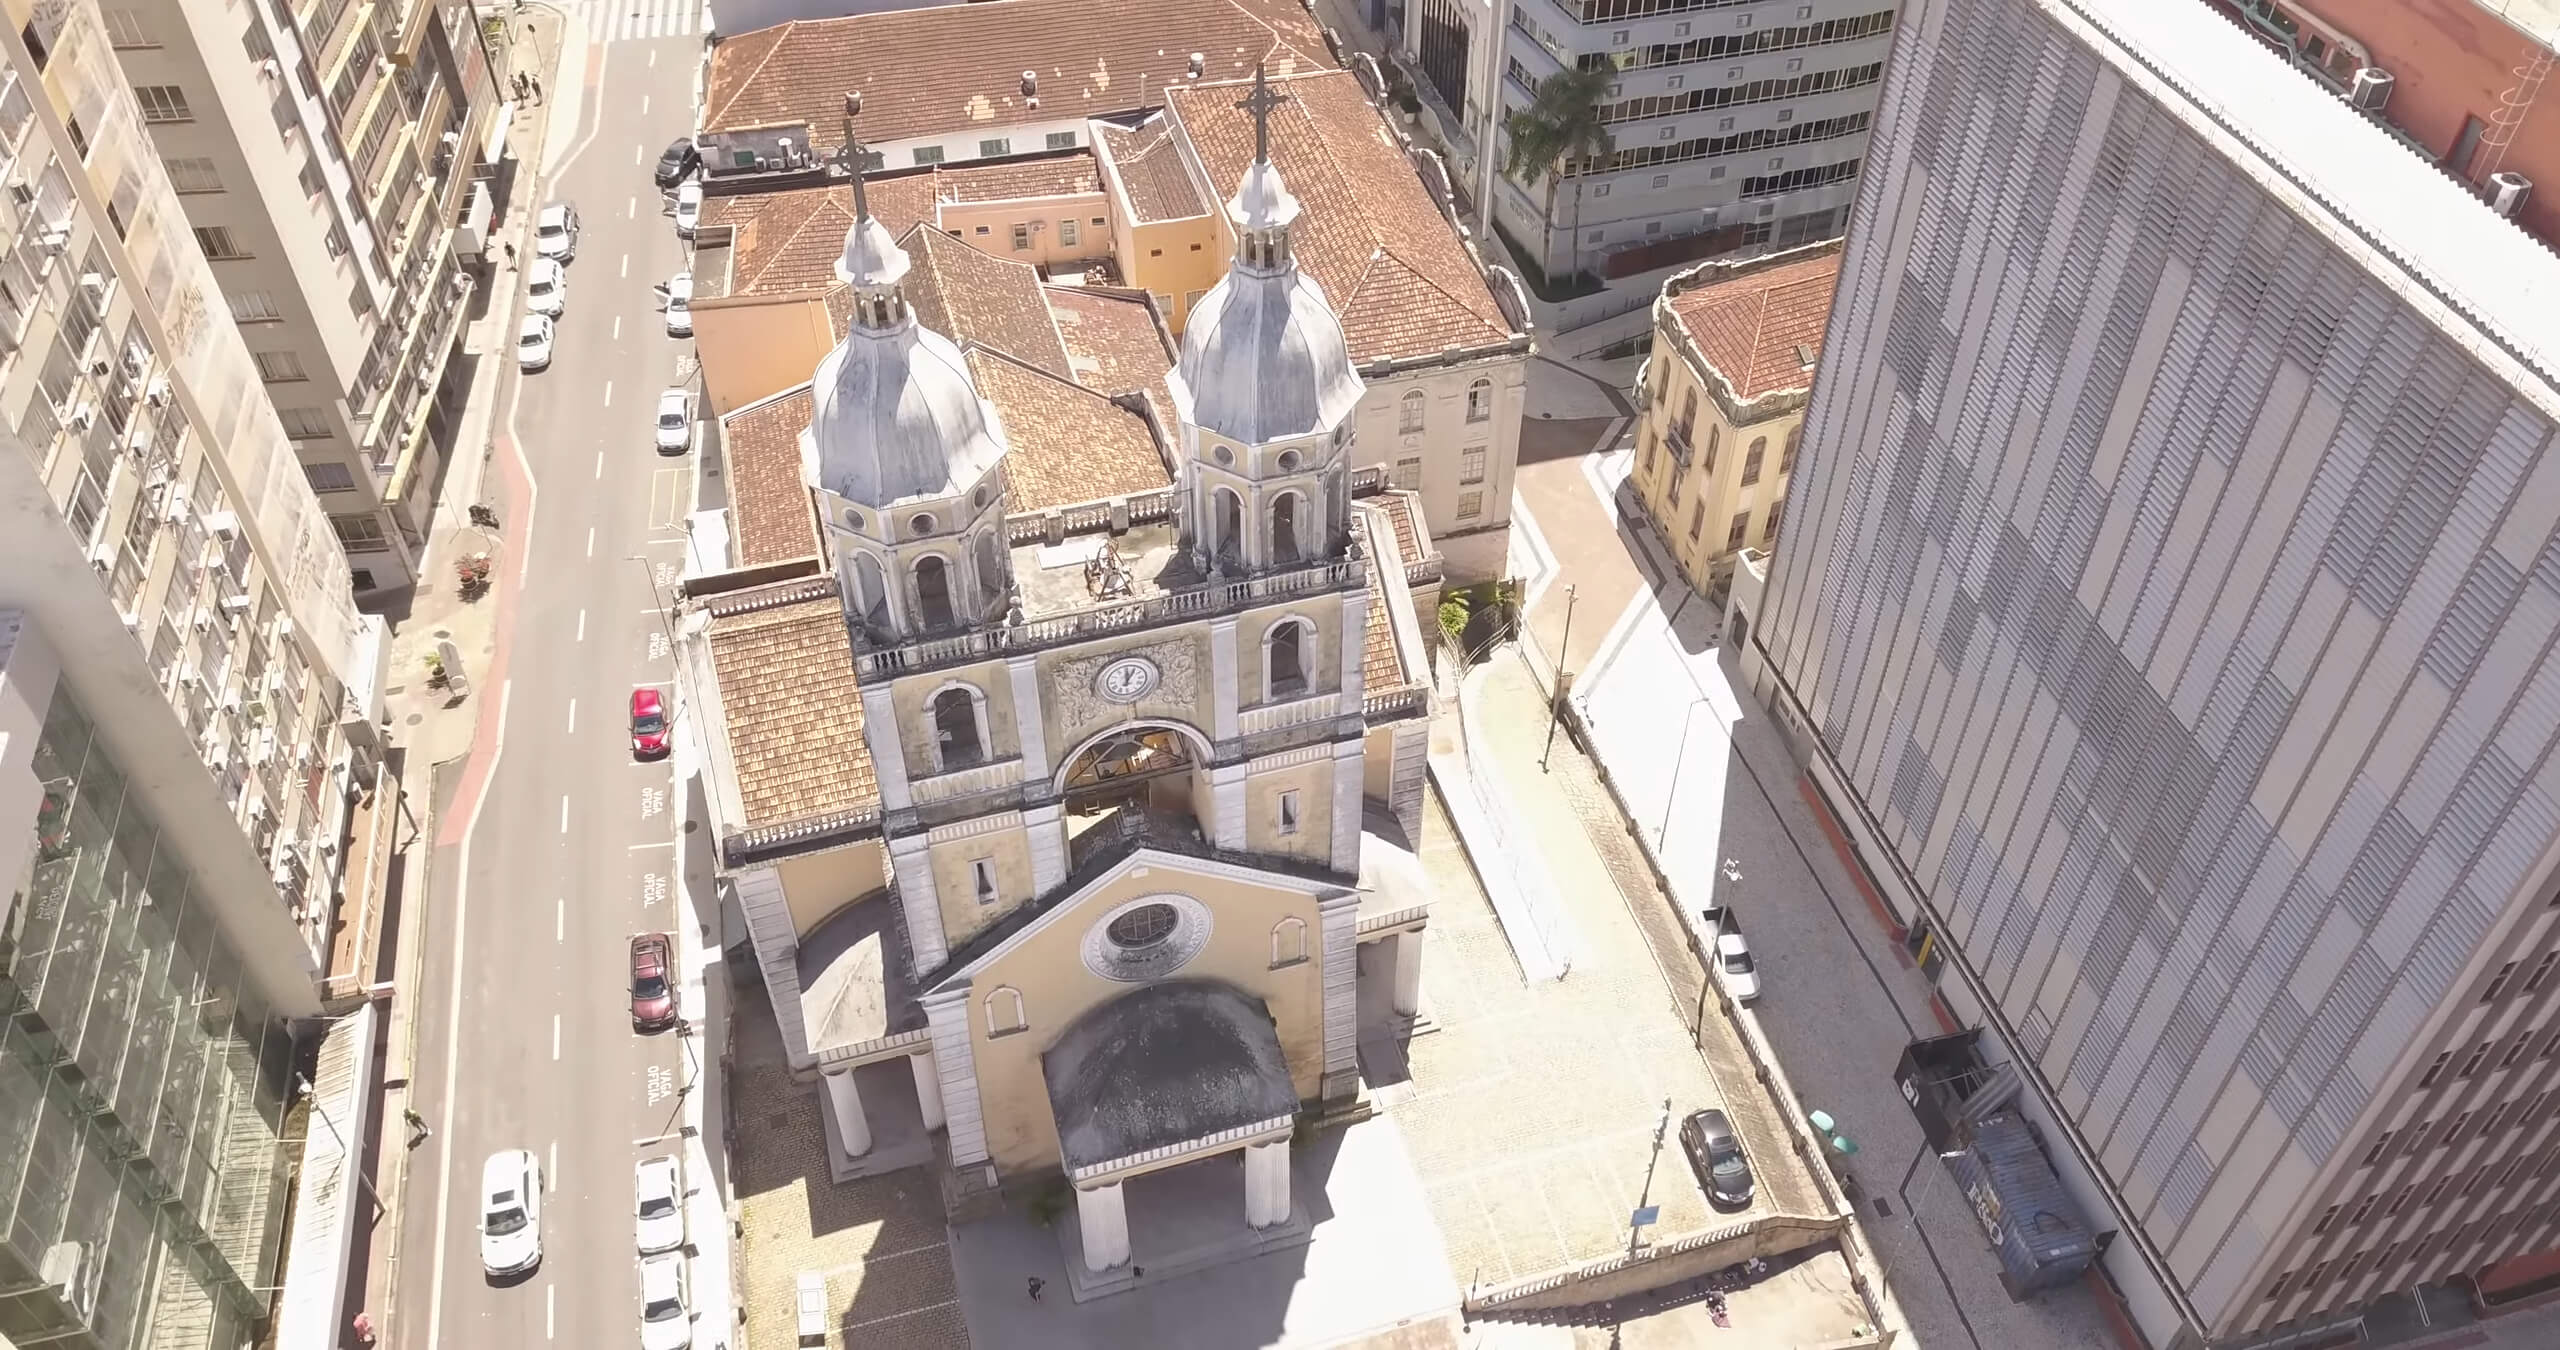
xmin=1657 ymin=697 xmax=1711 ymax=848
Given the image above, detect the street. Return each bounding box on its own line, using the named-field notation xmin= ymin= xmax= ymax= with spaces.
xmin=394 ymin=26 xmax=713 ymax=1350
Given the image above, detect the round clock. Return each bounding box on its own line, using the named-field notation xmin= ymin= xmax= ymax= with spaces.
xmin=1095 ymin=656 xmax=1160 ymax=704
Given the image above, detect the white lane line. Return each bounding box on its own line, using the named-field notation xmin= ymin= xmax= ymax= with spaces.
xmin=594 ymin=450 xmax=604 ymax=479
xmin=642 ymin=94 xmax=651 ymax=114
xmin=651 ymin=47 xmax=657 ymax=66
xmin=613 ymin=315 xmax=622 ymax=340
xmin=633 ymin=142 xmax=642 ymax=165
xmin=620 ymin=253 xmax=629 ymax=278
xmin=586 ymin=525 xmax=596 ymax=558
xmin=557 ymin=899 xmax=565 ymax=942
xmin=546 ymin=1285 xmax=555 ymax=1340
xmin=630 ymin=840 xmax=675 ymax=851
xmin=560 ymin=796 xmax=570 ymax=833
xmin=549 ymin=1140 xmax=558 ymax=1187
xmin=577 ymin=609 xmax=587 ymax=641
xmin=566 ymin=698 xmax=577 ymax=733
xmin=627 ymin=195 xmax=636 ymax=219
xmin=552 ymin=1014 xmax=561 ymax=1060
xmin=603 ymin=380 xmax=613 ymax=407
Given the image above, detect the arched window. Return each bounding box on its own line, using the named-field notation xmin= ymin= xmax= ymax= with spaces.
xmin=1465 ymin=378 xmax=1492 ymax=423
xmin=931 ymin=683 xmax=986 ymax=770
xmin=1780 ymin=426 xmax=1801 ymax=476
xmin=1269 ymin=917 xmax=1309 ymax=969
xmin=1213 ymin=488 xmax=1245 ymax=565
xmin=1702 ymin=424 xmax=1719 ymax=474
xmin=1270 ymin=491 xmax=1303 ymax=566
xmin=1640 ymin=432 xmax=1655 ymax=476
xmin=984 ymin=986 xmax=1026 ymax=1036
xmin=1741 ymin=437 xmax=1766 ymax=486
xmin=1398 ymin=389 xmax=1425 ymax=434
xmin=974 ymin=531 xmax=1005 ymax=608
xmin=853 ymin=553 xmax=890 ymax=627
xmin=1265 ymin=617 xmax=1312 ymax=700
xmin=913 ymin=554 xmax=955 ymax=629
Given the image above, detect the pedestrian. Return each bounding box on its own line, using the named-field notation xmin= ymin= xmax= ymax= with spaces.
xmin=501 ymin=240 xmax=515 ymax=265
xmin=402 ymin=1106 xmax=430 ymax=1148
xmin=1130 ymin=1265 xmax=1144 ymax=1280
xmin=1026 ymin=1276 xmax=1044 ymax=1302
xmin=530 ymin=73 xmax=542 ymax=100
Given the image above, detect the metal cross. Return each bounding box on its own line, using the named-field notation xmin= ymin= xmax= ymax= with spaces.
xmin=837 ymin=91 xmax=870 ymax=220
xmin=1235 ymin=63 xmax=1286 ymax=166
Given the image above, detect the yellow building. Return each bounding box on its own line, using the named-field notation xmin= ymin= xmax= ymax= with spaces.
xmin=682 ymin=107 xmax=1439 ymax=1286
xmin=1628 ymin=240 xmax=1843 ymax=597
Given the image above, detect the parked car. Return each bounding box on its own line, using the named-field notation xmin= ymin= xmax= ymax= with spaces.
xmin=630 ymin=931 xmax=678 ymax=1031
xmin=633 ymin=1154 xmax=685 ymax=1255
xmin=516 ymin=314 xmax=554 ymax=372
xmin=639 ymin=1250 xmax=693 ymax=1350
xmin=1679 ymin=1108 xmax=1756 ymax=1210
xmin=673 ymin=181 xmax=702 ymax=239
xmin=652 ymin=137 xmax=699 ymax=190
xmin=655 ymin=389 xmax=693 ymax=455
xmin=525 ymin=257 xmax=566 ymax=317
xmin=478 ymin=1149 xmax=544 ymax=1277
xmin=1698 ymin=905 xmax=1759 ymax=1003
xmin=661 ymin=272 xmax=693 ymax=337
xmin=534 ymin=202 xmax=578 ymax=260
xmin=630 ymin=687 xmax=669 ymax=758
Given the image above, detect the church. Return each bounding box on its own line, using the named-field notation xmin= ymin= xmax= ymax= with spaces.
xmin=676 ymin=71 xmax=1440 ymax=1285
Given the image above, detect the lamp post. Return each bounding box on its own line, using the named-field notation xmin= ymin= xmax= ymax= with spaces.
xmin=1627 ymin=1096 xmax=1673 ymax=1259
xmin=1657 ymin=697 xmax=1710 ymax=848
xmin=1541 ymin=583 xmax=1578 ymax=772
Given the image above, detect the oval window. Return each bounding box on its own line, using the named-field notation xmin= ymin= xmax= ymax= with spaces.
xmin=909 ymin=512 xmax=936 ymax=535
xmin=1106 ymin=902 xmax=1180 ymax=952
xmin=1214 ymin=444 xmax=1234 ymax=466
xmin=843 ymin=508 xmax=864 ymax=530
xmin=1277 ymin=449 xmax=1301 ymax=472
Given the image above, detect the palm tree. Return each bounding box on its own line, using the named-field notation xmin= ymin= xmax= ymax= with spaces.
xmin=1503 ymin=65 xmax=1617 ymax=290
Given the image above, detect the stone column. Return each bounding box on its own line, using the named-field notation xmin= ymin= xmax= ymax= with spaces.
xmin=1328 ymin=736 xmax=1364 ymax=875
xmin=1023 ymin=801 xmax=1067 ymax=896
xmin=1208 ymin=761 xmax=1249 ymax=852
xmin=1209 ymin=616 xmax=1241 ymax=739
xmin=1076 ymin=1183 xmax=1131 ymax=1271
xmin=1244 ymin=1141 xmax=1292 ymax=1229
xmin=910 ymin=1051 xmax=946 ymax=1132
xmin=1008 ymin=655 xmax=1051 ymax=779
xmin=860 ymin=685 xmax=913 ymax=811
xmin=824 ymin=1069 xmax=871 ymax=1160
xmin=887 ymin=833 xmax=947 ymax=973
xmin=1336 ymin=579 xmax=1371 ymax=718
xmin=1392 ymin=930 xmax=1425 ymax=1017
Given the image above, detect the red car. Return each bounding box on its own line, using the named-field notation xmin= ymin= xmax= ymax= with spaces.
xmin=629 ymin=687 xmax=669 ymax=759
xmin=629 ymin=932 xmax=677 ymax=1031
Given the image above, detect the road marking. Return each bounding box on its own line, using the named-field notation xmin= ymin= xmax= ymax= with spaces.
xmin=650 ymin=48 xmax=657 ymax=67
xmin=557 ymin=899 xmax=565 ymax=942
xmin=546 ymin=1285 xmax=555 ymax=1340
xmin=577 ymin=609 xmax=587 ymax=641
xmin=627 ymin=195 xmax=636 ymax=220
xmin=613 ymin=315 xmax=622 ymax=340
xmin=566 ymin=698 xmax=577 ymax=733
xmin=620 ymin=253 xmax=629 ymax=278
xmin=549 ymin=1140 xmax=557 ymax=1187
xmin=630 ymin=840 xmax=675 ymax=851
xmin=633 ymin=142 xmax=642 ymax=165
xmin=642 ymin=95 xmax=651 ymax=115
xmin=602 ymin=380 xmax=613 ymax=407
xmin=552 ymin=1014 xmax=561 ymax=1060
xmin=426 ymin=675 xmax=512 ymax=1350
xmin=560 ymin=796 xmax=570 ymax=833
xmin=594 ymin=450 xmax=604 ymax=479
xmin=586 ymin=525 xmax=595 ymax=557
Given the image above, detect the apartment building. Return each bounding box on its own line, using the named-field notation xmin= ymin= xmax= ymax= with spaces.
xmin=1488 ymin=0 xmax=1893 ymax=286
xmin=1627 ymin=238 xmax=1834 ymax=596
xmin=104 ymin=0 xmax=500 ymax=595
xmin=0 ymin=3 xmax=400 ymax=1344
xmin=1734 ymin=0 xmax=2560 ymax=1344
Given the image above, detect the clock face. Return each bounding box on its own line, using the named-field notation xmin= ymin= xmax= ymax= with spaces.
xmin=1095 ymin=657 xmax=1160 ymax=704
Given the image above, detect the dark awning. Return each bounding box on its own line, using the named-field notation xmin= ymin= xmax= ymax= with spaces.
xmin=1043 ymin=979 xmax=1298 ymax=1175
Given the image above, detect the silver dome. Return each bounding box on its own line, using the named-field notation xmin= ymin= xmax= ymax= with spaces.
xmin=1176 ymin=158 xmax=1363 ymax=445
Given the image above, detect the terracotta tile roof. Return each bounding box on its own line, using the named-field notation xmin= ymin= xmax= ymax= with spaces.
xmin=1377 ymin=490 xmax=1429 ymax=573
xmin=702 ymin=0 xmax=1329 ymax=153
xmin=937 ymin=154 xmax=1102 ymax=204
xmin=703 ymin=155 xmax=1102 ymax=299
xmin=1362 ymin=548 xmax=1404 ymax=692
xmin=724 ymin=389 xmax=822 ymax=566
xmin=706 ymin=587 xmax=878 ymax=828
xmin=1043 ymin=285 xmax=1177 ymax=419
xmin=899 ymin=225 xmax=1073 ymax=378
xmin=1097 ymin=119 xmax=1207 ymax=222
xmin=964 ymin=348 xmax=1170 ymax=513
xmin=1665 ymin=247 xmax=1843 ymax=400
xmin=1165 ymin=70 xmax=1514 ymax=363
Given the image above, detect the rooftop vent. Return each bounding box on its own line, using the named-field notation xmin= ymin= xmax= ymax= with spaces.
xmin=2349 ymin=66 xmax=2393 ymax=112
xmin=2489 ymin=172 xmax=2532 ymax=219
xmin=1794 ymin=342 xmax=1815 ymax=369
xmin=1022 ymin=70 xmax=1038 ymax=109
xmin=1189 ymin=52 xmax=1206 ymax=79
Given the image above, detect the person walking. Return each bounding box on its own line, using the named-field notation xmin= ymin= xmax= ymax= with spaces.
xmin=1026 ymin=1276 xmax=1045 ymax=1302
xmin=402 ymin=1107 xmax=430 ymax=1149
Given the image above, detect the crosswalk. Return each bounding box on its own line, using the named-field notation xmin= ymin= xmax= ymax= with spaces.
xmin=558 ymin=0 xmax=709 ymax=45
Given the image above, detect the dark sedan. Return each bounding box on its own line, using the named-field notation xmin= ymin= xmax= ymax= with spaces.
xmin=652 ymin=138 xmax=698 ymax=190
xmin=630 ymin=932 xmax=678 ymax=1032
xmin=1680 ymin=1108 xmax=1756 ymax=1210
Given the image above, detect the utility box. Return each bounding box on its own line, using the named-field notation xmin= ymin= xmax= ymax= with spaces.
xmin=1944 ymin=1114 xmax=2099 ymax=1299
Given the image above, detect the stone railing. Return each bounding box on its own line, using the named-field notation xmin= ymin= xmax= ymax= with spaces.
xmin=855 ymin=555 xmax=1367 ymax=679
xmin=1005 ymin=488 xmax=1177 ymax=546
xmin=1355 ymin=902 xmax=1431 ymax=936
xmin=906 ymin=756 xmax=1021 ymax=808
xmin=1238 ymin=691 xmax=1339 ymax=737
xmin=724 ymin=803 xmax=884 ymax=868
xmin=1362 ymin=685 xmax=1428 ymax=722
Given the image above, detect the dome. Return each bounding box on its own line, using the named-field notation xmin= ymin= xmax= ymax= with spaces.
xmin=803 ymin=214 xmax=1008 ymax=509
xmin=1176 ymin=153 xmax=1363 ymax=446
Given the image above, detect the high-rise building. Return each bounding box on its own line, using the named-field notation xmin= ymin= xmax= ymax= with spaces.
xmin=99 ymin=0 xmax=502 ymax=595
xmin=0 ymin=9 xmax=394 ymax=1343
xmin=1734 ymin=0 xmax=2560 ymax=1344
xmin=1486 ymin=0 xmax=1894 ymax=287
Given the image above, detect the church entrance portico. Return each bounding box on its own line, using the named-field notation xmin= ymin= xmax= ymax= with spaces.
xmin=1056 ymin=1138 xmax=1315 ymax=1301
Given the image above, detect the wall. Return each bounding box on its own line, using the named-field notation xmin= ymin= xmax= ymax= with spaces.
xmin=1238 ymin=597 xmax=1349 ymax=706
xmin=1348 ymin=356 xmax=1525 ymax=540
xmin=1035 ymin=629 xmax=1220 ymax=771
xmin=1630 ymin=343 xmax=1801 ymax=595
xmin=776 ymin=840 xmax=888 ymax=937
xmin=938 ymin=192 xmax=1113 ymax=268
xmin=888 ymin=655 xmax=1022 ymax=777
xmin=1242 ymin=755 xmax=1337 ymax=860
xmin=930 ymin=820 xmax=1036 ymax=947
xmin=1123 ymin=216 xmax=1225 ymax=334
xmin=2286 ymin=0 xmax=2560 ymax=251
xmin=695 ymin=291 xmax=838 ymax=415
xmin=711 ymin=0 xmax=960 ymax=40
xmin=962 ymin=864 xmax=1328 ymax=1172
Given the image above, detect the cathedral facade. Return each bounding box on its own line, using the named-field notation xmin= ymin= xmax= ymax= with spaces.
xmin=679 ymin=74 xmax=1438 ymax=1282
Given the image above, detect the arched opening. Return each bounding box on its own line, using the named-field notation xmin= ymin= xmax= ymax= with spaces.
xmin=1466 ymin=378 xmax=1492 ymax=423
xmin=984 ymin=986 xmax=1026 ymax=1036
xmin=932 ymin=684 xmax=984 ymax=770
xmin=1055 ymin=722 xmax=1213 ymax=854
xmin=1213 ymin=488 xmax=1245 ymax=567
xmin=1265 ymin=618 xmax=1310 ymax=700
xmin=1270 ymin=916 xmax=1309 ymax=968
xmin=914 ymin=555 xmax=956 ymax=630
xmin=1398 ymin=389 xmax=1425 ymax=435
xmin=1270 ymin=492 xmax=1303 ymax=566
xmin=974 ymin=531 xmax=1005 ymax=610
xmin=853 ymin=553 xmax=890 ymax=628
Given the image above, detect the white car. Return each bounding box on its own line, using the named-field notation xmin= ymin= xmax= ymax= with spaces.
xmin=516 ymin=313 xmax=554 ymax=372
xmin=654 ymin=390 xmax=692 ymax=455
xmin=634 ymin=1154 xmax=685 ymax=1255
xmin=638 ymin=1250 xmax=693 ymax=1350
xmin=673 ymin=181 xmax=702 ymax=239
xmin=478 ymin=1149 xmax=543 ymax=1277
xmin=1698 ymin=906 xmax=1760 ymax=1004
xmin=534 ymin=201 xmax=578 ymax=260
xmin=662 ymin=272 xmax=693 ymax=337
xmin=525 ymin=257 xmax=566 ymax=317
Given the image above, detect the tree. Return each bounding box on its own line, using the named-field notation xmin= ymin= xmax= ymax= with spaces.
xmin=1503 ymin=65 xmax=1617 ymax=289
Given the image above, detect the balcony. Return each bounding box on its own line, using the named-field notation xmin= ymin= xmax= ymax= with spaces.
xmin=1239 ymin=690 xmax=1340 ymax=737
xmin=1665 ymin=419 xmax=1695 ymax=468
xmin=907 ymin=756 xmax=1022 ymax=808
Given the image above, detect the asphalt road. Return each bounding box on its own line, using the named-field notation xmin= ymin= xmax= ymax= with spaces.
xmin=396 ymin=29 xmax=711 ymax=1350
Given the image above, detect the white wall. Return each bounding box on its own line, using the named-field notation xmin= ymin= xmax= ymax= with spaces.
xmin=709 ymin=0 xmax=961 ymax=40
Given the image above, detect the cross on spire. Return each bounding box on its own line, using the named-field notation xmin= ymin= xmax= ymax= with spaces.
xmin=1236 ymin=63 xmax=1286 ymax=166
xmin=837 ymin=91 xmax=871 ymax=220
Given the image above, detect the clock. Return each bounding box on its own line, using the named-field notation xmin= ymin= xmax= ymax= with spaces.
xmin=1095 ymin=656 xmax=1160 ymax=704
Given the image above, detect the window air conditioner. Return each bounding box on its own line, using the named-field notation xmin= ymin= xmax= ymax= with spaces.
xmin=88 ymin=356 xmax=110 ymax=377
xmin=221 ymin=593 xmax=253 ymax=614
xmin=203 ymin=510 xmax=239 ymax=538
xmin=219 ymin=688 xmax=242 ymax=712
xmin=161 ymin=486 xmax=190 ymax=521
xmin=146 ymin=376 xmax=171 ymax=406
xmin=67 ymin=402 xmax=95 ymax=430
xmin=85 ymin=535 xmax=115 ymax=566
xmin=124 ymin=421 xmax=150 ymax=454
xmin=78 ymin=272 xmax=105 ymax=299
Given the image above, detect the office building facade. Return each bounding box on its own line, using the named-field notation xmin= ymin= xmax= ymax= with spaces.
xmin=1737 ymin=0 xmax=2560 ymax=1343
